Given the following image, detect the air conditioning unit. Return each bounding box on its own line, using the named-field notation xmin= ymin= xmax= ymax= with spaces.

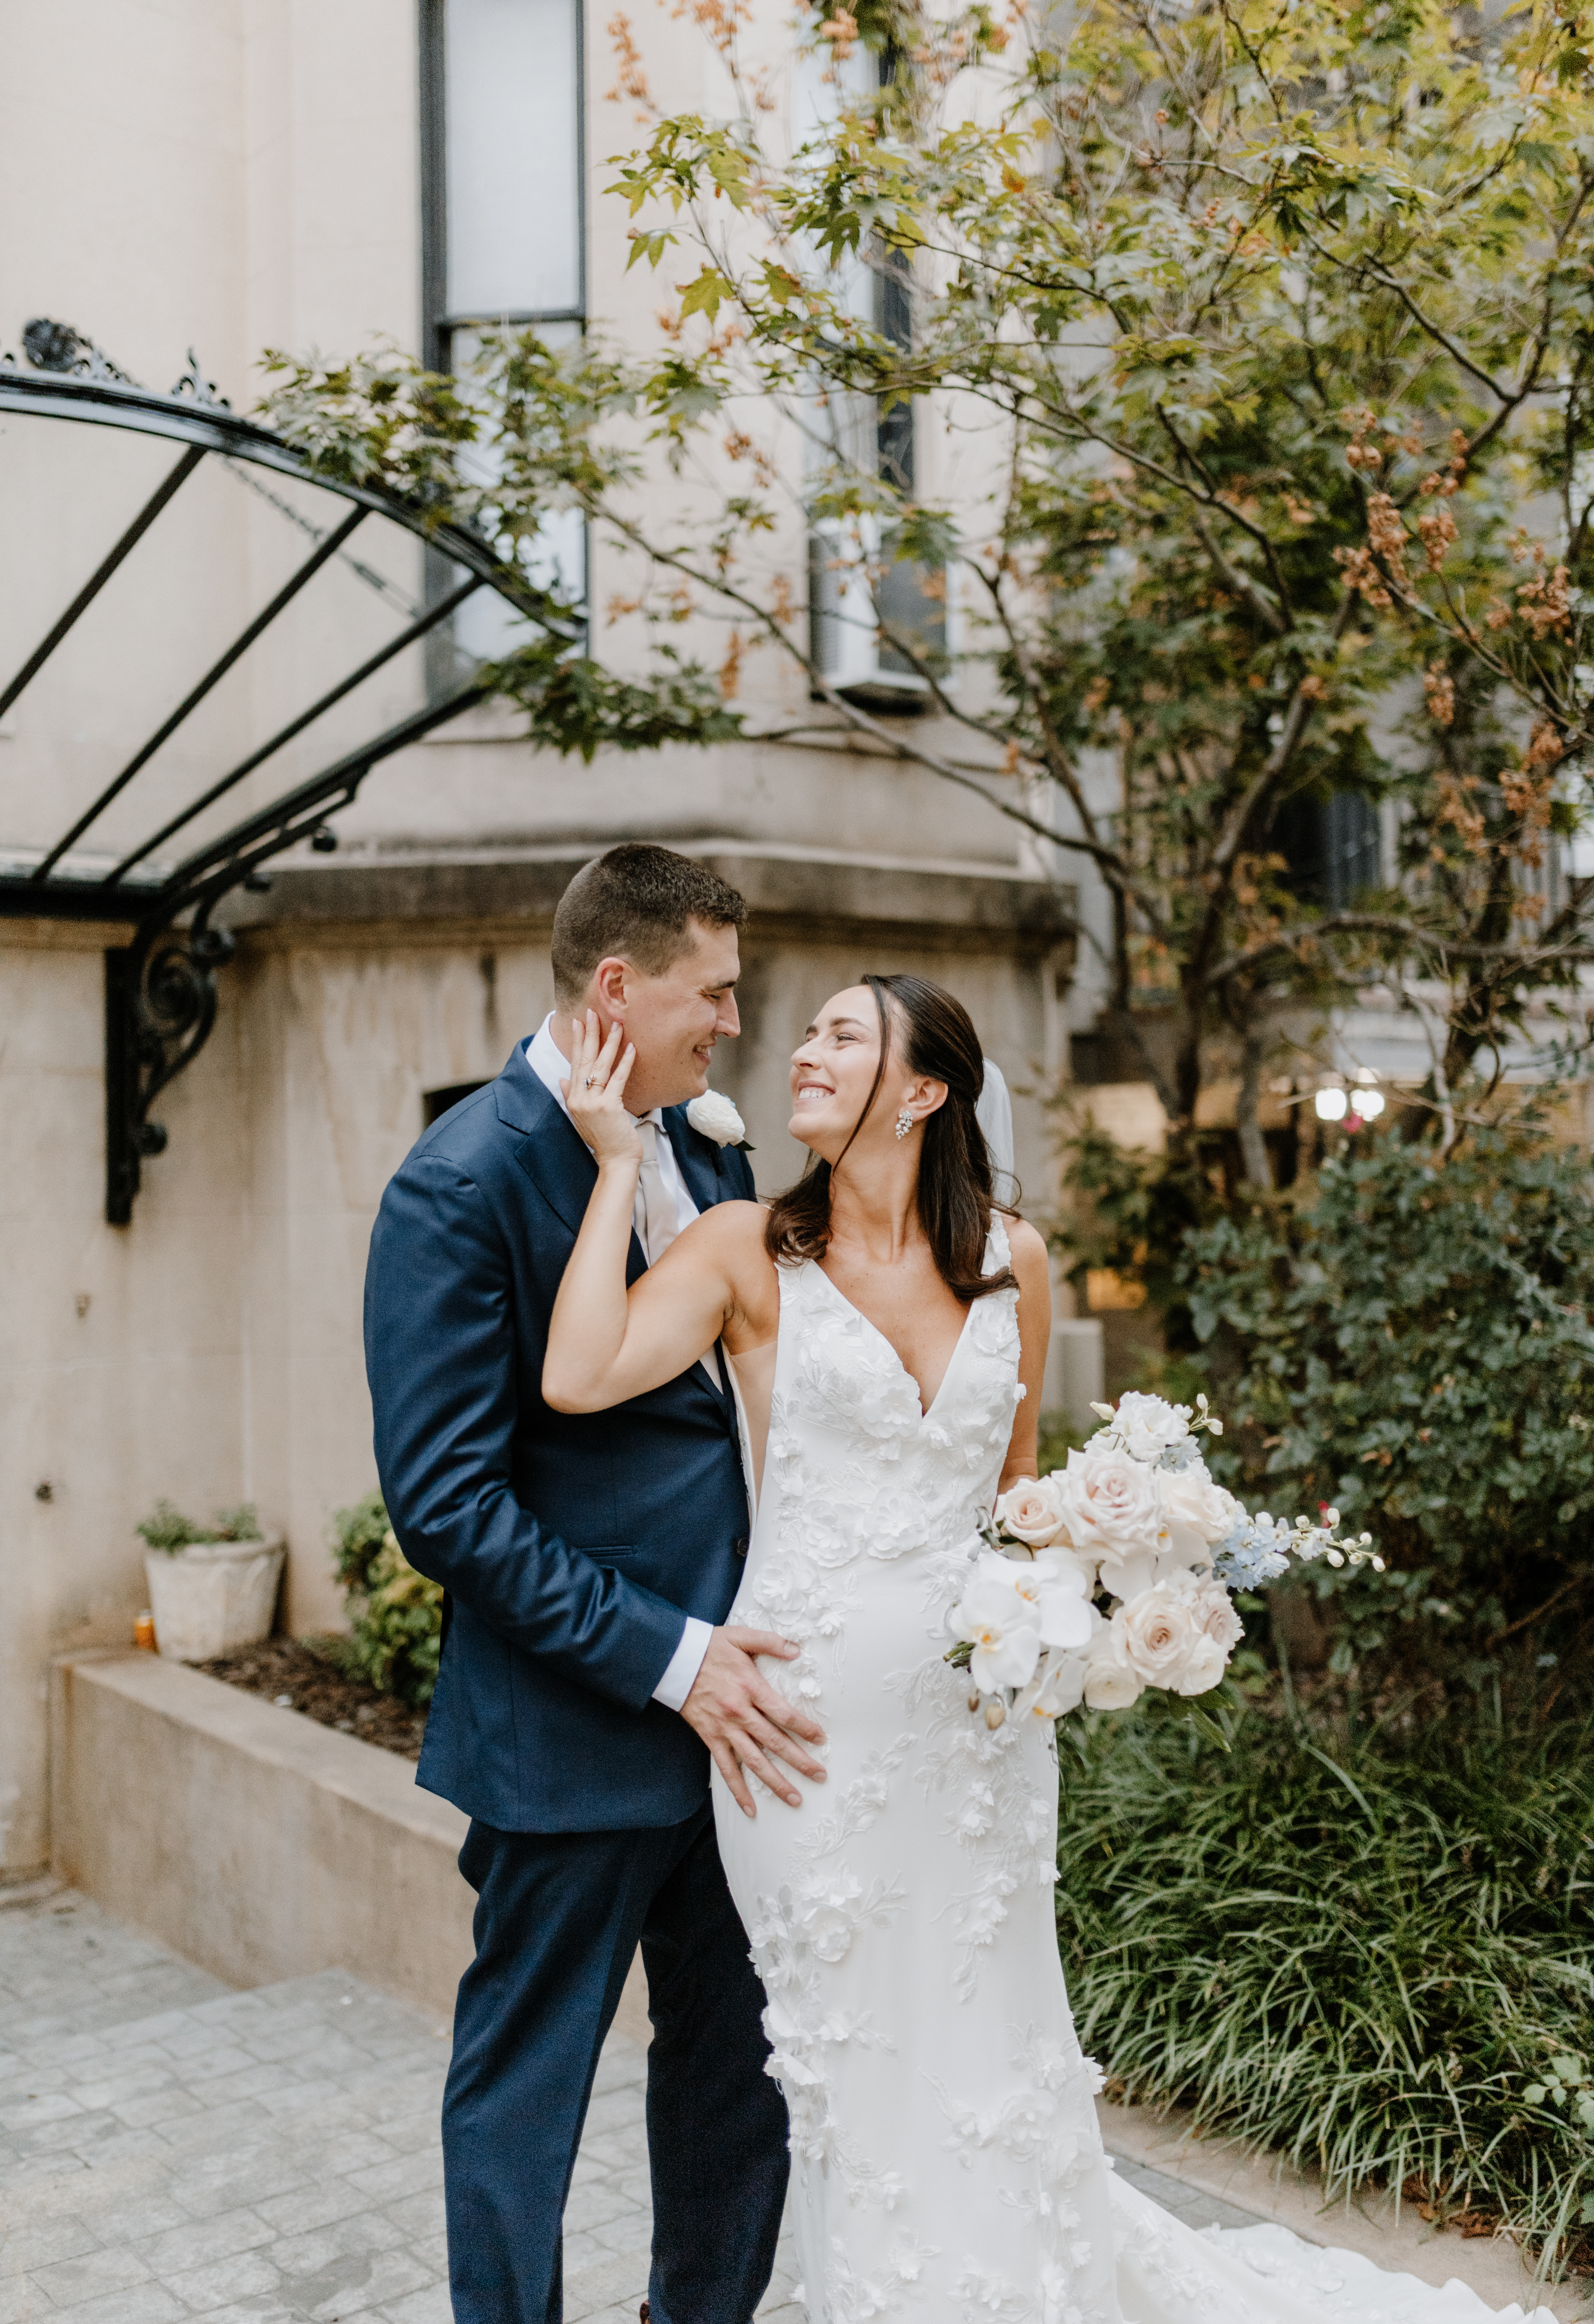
xmin=808 ymin=517 xmax=946 ymax=716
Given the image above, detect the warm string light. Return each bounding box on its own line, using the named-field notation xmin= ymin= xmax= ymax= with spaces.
xmin=1315 ymin=1079 xmax=1386 ymax=1124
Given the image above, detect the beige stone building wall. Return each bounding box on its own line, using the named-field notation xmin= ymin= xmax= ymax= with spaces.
xmin=0 ymin=0 xmax=1087 ymax=1875
xmin=1 ymin=858 xmax=1071 ymax=1875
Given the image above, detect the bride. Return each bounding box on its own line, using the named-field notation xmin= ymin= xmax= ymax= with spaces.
xmin=543 ymin=973 xmax=1559 ymax=2324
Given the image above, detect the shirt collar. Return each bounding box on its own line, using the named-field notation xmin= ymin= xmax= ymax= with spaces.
xmin=525 ymin=1014 xmax=664 ymax=1128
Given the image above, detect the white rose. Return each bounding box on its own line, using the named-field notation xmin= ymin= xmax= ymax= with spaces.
xmin=686 ymin=1090 xmax=748 ymax=1147
xmin=1082 ymin=1624 xmax=1143 ymax=1711
xmin=1105 ymin=1391 xmax=1191 ymax=1464
xmin=1056 ymin=1446 xmax=1165 ymax=1568
xmin=1172 ymin=1633 xmax=1228 ymax=1697
xmin=1156 ymin=1462 xmax=1241 ymax=1565
xmin=994 ymin=1474 xmax=1069 ymax=1548
xmin=1113 ymin=1582 xmax=1205 ymax=1688
xmin=1190 ymin=1578 xmax=1245 ymax=1658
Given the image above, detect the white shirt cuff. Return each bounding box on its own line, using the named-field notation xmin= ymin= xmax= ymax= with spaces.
xmin=652 ymin=1616 xmax=713 ymax=1713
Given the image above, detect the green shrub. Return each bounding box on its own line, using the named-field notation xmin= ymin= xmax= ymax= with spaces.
xmin=1056 ymin=1700 xmax=1594 ymax=2270
xmin=327 ymin=1492 xmax=442 ymax=1706
xmin=1177 ymin=1131 xmax=1594 ymax=1689
xmin=135 ymin=1500 xmax=263 ymax=1552
xmin=1036 ymin=1411 xmax=1090 ymax=1476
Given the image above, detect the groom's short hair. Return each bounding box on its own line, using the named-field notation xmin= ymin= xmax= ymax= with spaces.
xmin=552 ymin=843 xmax=747 ymax=1006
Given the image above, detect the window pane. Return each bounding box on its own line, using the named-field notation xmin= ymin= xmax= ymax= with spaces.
xmin=450 ymin=323 xmax=588 ymax=639
xmin=445 ymin=0 xmax=581 ymax=318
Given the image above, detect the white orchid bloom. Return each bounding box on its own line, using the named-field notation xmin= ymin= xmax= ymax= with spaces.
xmin=1095 ymin=1543 xmax=1162 ymax=1603
xmin=1015 ymin=1648 xmax=1090 ymax=1720
xmin=950 ymin=1553 xmax=1044 ymax=1692
xmin=1014 ymin=1550 xmax=1095 ymax=1652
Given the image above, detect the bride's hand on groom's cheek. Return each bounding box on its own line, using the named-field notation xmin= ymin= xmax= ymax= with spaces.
xmin=561 ymin=1011 xmax=642 ymax=1163
xmin=681 ymin=1626 xmax=826 ymax=1818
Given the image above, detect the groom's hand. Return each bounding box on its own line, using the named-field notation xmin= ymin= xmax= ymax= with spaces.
xmin=680 ymin=1627 xmax=826 ymax=1818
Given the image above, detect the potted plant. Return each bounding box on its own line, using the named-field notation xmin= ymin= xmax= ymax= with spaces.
xmin=136 ymin=1501 xmax=285 ymax=1662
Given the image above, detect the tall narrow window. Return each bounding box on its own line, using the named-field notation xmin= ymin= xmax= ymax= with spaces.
xmin=805 ymin=54 xmax=946 ymax=713
xmin=420 ymin=0 xmax=587 ymax=672
xmin=422 ymin=0 xmax=584 ymax=366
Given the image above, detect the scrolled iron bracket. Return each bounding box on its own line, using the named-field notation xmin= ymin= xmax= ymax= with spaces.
xmin=2 ymin=318 xmax=537 ymax=1223
xmin=105 ymin=919 xmax=238 ymax=1225
xmin=21 ymin=317 xmax=137 ymax=384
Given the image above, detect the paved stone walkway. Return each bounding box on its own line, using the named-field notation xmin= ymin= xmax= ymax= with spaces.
xmin=0 ymin=1888 xmax=1259 ymax=2321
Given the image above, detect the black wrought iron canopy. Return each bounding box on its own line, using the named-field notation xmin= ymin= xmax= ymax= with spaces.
xmin=0 ymin=322 xmax=560 ymax=1223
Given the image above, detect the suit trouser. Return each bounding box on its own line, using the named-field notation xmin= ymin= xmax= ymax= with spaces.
xmin=443 ymin=1803 xmax=790 ymax=2324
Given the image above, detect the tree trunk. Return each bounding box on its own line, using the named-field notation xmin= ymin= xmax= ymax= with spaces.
xmin=1166 ymin=983 xmax=1206 ymax=1174
xmin=1236 ymin=1016 xmax=1271 ymax=1187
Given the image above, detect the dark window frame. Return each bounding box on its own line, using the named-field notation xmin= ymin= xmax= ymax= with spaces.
xmin=423 ymin=1079 xmax=491 ymax=1127
xmin=418 ymin=0 xmax=590 ymax=693
xmin=418 ymin=0 xmax=588 ymax=375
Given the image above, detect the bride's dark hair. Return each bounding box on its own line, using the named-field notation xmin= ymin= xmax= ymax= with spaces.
xmin=763 ymin=973 xmax=1017 ymax=1303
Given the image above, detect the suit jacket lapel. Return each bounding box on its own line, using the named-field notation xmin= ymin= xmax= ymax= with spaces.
xmin=661 ymin=1108 xmax=739 ymax=1417
xmin=663 ymin=1107 xmax=729 ymax=1216
xmin=499 ymin=1047 xmax=646 ymax=1275
xmin=499 ymin=1054 xmax=595 ymax=1238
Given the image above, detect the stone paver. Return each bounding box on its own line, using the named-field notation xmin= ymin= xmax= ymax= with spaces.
xmin=0 ymin=1889 xmax=1262 ymax=2319
xmin=1107 ymin=2153 xmax=1264 ymax=2235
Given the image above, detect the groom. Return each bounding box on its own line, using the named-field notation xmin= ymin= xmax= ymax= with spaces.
xmin=365 ymin=844 xmax=823 ymax=2324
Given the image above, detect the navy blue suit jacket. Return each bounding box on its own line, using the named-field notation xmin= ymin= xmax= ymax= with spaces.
xmin=364 ymin=1042 xmax=756 ymax=1833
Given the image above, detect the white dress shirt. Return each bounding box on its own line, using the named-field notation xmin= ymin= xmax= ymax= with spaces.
xmin=524 ymin=1015 xmax=714 ymax=1713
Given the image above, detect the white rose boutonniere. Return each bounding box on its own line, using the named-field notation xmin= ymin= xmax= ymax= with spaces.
xmin=686 ymin=1091 xmax=754 ymax=1151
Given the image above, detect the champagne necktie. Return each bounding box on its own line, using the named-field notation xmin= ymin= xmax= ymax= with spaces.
xmin=634 ymin=1119 xmax=679 ymax=1266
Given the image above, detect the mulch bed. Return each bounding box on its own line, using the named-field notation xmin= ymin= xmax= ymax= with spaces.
xmin=193 ymin=1637 xmax=430 ymax=1762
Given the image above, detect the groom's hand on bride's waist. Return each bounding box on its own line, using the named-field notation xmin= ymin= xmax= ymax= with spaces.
xmin=679 ymin=1627 xmax=826 ymax=1818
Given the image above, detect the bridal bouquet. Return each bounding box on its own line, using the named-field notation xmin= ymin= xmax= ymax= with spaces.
xmin=947 ymin=1392 xmax=1382 ymax=1728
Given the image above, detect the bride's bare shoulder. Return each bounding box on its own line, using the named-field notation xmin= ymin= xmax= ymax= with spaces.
xmin=688 ymin=1199 xmax=778 ymax=1339
xmin=999 ymin=1212 xmax=1050 ymax=1283
xmin=683 ymin=1198 xmax=777 ymax=1281
xmin=688 ymin=1197 xmax=770 ymax=1247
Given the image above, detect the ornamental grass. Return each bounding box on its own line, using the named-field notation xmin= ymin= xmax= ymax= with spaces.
xmin=1056 ymin=1699 xmax=1594 ymax=2277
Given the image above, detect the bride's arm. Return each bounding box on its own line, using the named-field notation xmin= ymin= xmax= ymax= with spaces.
xmin=997 ymin=1216 xmax=1053 ymax=1492
xmin=542 ymin=1014 xmax=768 ymax=1413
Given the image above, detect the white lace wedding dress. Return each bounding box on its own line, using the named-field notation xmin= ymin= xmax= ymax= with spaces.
xmin=714 ymin=1223 xmax=1561 ymax=2324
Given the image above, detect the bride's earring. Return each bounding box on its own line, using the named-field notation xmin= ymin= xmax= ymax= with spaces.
xmin=895 ymin=1110 xmax=913 ymax=1140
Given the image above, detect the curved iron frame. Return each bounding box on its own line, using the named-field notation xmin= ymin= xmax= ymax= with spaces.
xmin=0 ymin=328 xmax=559 ymax=1221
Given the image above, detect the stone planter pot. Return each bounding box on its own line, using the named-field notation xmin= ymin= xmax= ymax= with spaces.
xmin=144 ymin=1538 xmax=285 ymax=1663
